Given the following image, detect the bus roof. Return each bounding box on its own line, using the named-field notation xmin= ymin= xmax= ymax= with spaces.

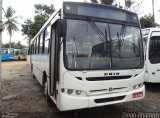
xmin=63 ymin=2 xmax=138 ymax=15
xmin=142 ymin=27 xmax=160 ymax=31
xmin=30 ymin=2 xmax=139 ymax=43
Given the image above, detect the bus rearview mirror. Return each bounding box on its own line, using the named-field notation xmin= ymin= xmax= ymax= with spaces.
xmin=57 ymin=19 xmax=67 ymax=37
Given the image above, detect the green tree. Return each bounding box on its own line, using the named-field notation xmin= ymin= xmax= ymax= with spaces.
xmin=34 ymin=4 xmax=55 ymax=19
xmin=3 ymin=6 xmax=19 ymax=48
xmin=2 ymin=41 xmax=27 ymax=49
xmin=21 ymin=15 xmax=46 ymax=41
xmin=140 ymin=14 xmax=154 ymax=28
xmin=124 ymin=0 xmax=143 ymax=14
xmin=21 ymin=4 xmax=55 ymax=42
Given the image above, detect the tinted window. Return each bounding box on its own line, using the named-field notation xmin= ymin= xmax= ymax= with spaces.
xmin=44 ymin=40 xmax=49 ymax=54
xmin=2 ymin=49 xmax=8 ymax=54
xmin=142 ymin=29 xmax=150 ymax=36
xmin=64 ymin=3 xmax=127 ymax=21
xmin=149 ymin=36 xmax=160 ymax=64
xmin=45 ymin=26 xmax=51 ymax=40
xmin=109 ymin=24 xmax=142 ymax=68
xmin=38 ymin=36 xmax=40 ymax=54
xmin=39 ymin=33 xmax=43 ymax=54
xmin=65 ymin=19 xmax=143 ymax=70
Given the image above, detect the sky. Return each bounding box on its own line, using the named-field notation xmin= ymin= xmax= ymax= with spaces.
xmin=2 ymin=0 xmax=160 ymax=46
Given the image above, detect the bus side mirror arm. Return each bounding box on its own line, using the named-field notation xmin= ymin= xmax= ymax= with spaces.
xmin=57 ymin=19 xmax=67 ymax=38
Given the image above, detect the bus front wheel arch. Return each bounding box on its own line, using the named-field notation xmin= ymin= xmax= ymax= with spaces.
xmin=43 ymin=72 xmax=52 ymax=103
xmin=31 ymin=64 xmax=35 ymax=79
xmin=42 ymin=72 xmax=47 ymax=88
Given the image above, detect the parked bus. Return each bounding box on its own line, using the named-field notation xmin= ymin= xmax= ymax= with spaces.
xmin=2 ymin=48 xmax=14 ymax=61
xmin=20 ymin=49 xmax=27 ymax=61
xmin=28 ymin=2 xmax=145 ymax=111
xmin=14 ymin=49 xmax=21 ymax=60
xmin=142 ymin=28 xmax=160 ymax=83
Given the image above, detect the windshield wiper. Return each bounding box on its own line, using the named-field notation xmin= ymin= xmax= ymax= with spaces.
xmin=116 ymin=24 xmax=126 ymax=58
xmin=117 ymin=32 xmax=121 ymax=58
xmin=87 ymin=17 xmax=111 ymax=69
xmin=87 ymin=17 xmax=110 ymax=55
xmin=120 ymin=24 xmax=126 ymax=46
xmin=87 ymin=17 xmax=106 ymax=42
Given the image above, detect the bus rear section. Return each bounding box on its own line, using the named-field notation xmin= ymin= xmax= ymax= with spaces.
xmin=29 ymin=2 xmax=145 ymax=111
xmin=2 ymin=48 xmax=14 ymax=61
xmin=142 ymin=28 xmax=160 ymax=83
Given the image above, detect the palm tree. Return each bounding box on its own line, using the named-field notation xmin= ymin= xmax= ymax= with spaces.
xmin=3 ymin=6 xmax=19 ymax=48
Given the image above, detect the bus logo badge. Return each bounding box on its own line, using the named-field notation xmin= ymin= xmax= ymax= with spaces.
xmin=109 ymin=87 xmax=113 ymax=92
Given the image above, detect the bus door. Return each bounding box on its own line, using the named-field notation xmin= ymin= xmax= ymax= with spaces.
xmin=9 ymin=48 xmax=14 ymax=60
xmin=148 ymin=31 xmax=160 ymax=82
xmin=50 ymin=25 xmax=59 ymax=99
xmin=2 ymin=49 xmax=8 ymax=61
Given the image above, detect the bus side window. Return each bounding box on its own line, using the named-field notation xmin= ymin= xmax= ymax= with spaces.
xmin=32 ymin=43 xmax=34 ymax=54
xmin=42 ymin=30 xmax=46 ymax=54
xmin=34 ymin=38 xmax=36 ymax=54
xmin=39 ymin=33 xmax=43 ymax=54
xmin=10 ymin=49 xmax=14 ymax=54
xmin=48 ymin=39 xmax=50 ymax=54
xmin=44 ymin=40 xmax=49 ymax=54
xmin=37 ymin=35 xmax=40 ymax=54
xmin=44 ymin=26 xmax=51 ymax=54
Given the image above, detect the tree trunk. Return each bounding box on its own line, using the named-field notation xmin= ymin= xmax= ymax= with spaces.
xmin=9 ymin=35 xmax=11 ymax=48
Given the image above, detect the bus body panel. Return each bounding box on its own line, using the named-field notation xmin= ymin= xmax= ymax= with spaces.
xmin=142 ymin=28 xmax=160 ymax=83
xmin=31 ymin=54 xmax=49 ymax=85
xmin=56 ymin=40 xmax=145 ymax=111
xmin=57 ymin=86 xmax=145 ymax=111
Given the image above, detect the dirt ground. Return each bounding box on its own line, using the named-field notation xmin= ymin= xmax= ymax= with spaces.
xmin=1 ymin=61 xmax=160 ymax=118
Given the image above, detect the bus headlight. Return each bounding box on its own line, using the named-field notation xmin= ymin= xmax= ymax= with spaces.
xmin=67 ymin=89 xmax=73 ymax=94
xmin=138 ymin=83 xmax=143 ymax=87
xmin=75 ymin=90 xmax=82 ymax=95
xmin=133 ymin=83 xmax=143 ymax=90
xmin=65 ymin=89 xmax=87 ymax=97
xmin=133 ymin=85 xmax=137 ymax=89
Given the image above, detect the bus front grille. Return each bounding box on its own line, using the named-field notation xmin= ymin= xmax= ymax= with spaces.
xmin=94 ymin=96 xmax=125 ymax=103
xmin=86 ymin=76 xmax=132 ymax=81
xmin=88 ymin=87 xmax=129 ymax=96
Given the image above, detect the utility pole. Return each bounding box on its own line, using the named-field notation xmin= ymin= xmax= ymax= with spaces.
xmin=0 ymin=0 xmax=3 ymax=56
xmin=0 ymin=0 xmax=3 ymax=102
xmin=152 ymin=0 xmax=155 ymax=27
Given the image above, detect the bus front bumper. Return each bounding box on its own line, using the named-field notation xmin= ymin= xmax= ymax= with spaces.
xmin=57 ymin=85 xmax=145 ymax=111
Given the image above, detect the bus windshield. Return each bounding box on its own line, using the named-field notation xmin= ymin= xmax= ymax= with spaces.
xmin=65 ymin=19 xmax=143 ymax=70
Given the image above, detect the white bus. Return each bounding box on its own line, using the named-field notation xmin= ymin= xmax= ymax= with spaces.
xmin=28 ymin=2 xmax=145 ymax=111
xmin=142 ymin=28 xmax=160 ymax=83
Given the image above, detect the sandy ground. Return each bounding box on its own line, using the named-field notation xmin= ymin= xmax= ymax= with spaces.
xmin=1 ymin=61 xmax=160 ymax=118
xmin=1 ymin=61 xmax=56 ymax=118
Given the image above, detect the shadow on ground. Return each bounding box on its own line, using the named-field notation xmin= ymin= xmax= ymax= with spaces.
xmin=145 ymin=83 xmax=160 ymax=93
